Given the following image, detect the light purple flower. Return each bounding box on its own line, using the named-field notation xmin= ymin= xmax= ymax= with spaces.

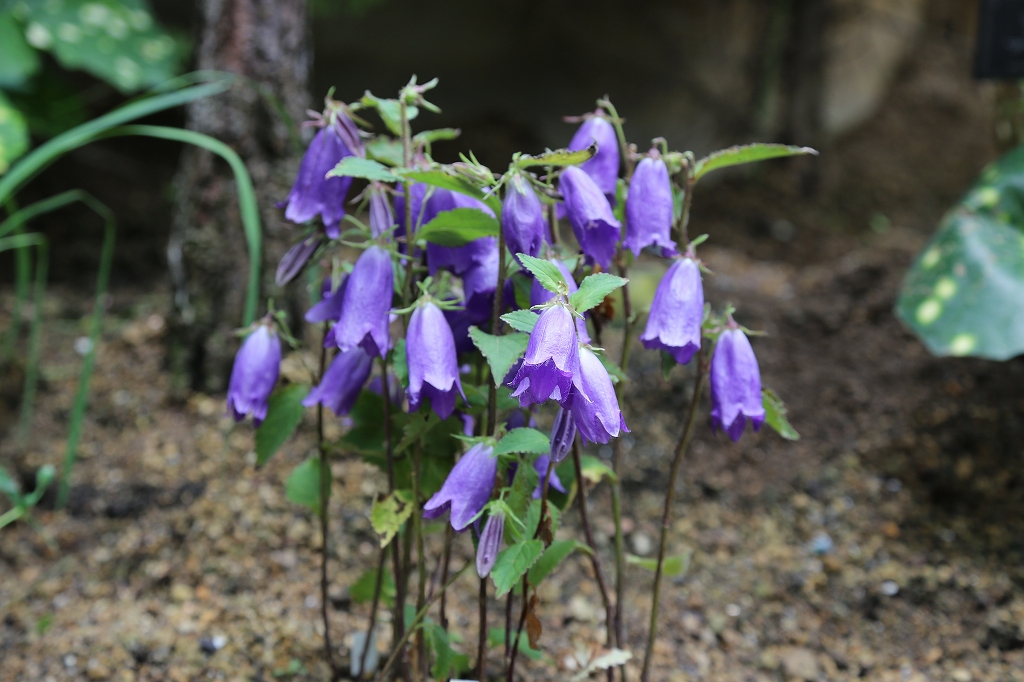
xmin=476 ymin=511 xmax=505 ymax=577
xmin=568 ymin=116 xmax=620 ymax=199
xmin=625 ymin=156 xmax=676 ymax=256
xmin=305 ymin=276 xmax=347 ymax=324
xmin=549 ymin=407 xmax=575 ymax=463
xmin=502 ymin=174 xmax=546 ymax=262
xmin=302 ymin=347 xmax=373 ymax=416
xmin=423 ymin=442 xmax=497 ymax=531
xmin=640 ymin=257 xmax=703 ymax=365
xmin=332 ymin=245 xmax=393 ymax=358
xmin=368 ymin=183 xmax=394 ymax=238
xmin=282 ymin=124 xmax=355 ymax=238
xmin=227 ymin=324 xmax=281 ymax=426
xmin=509 ymin=303 xmax=585 ymax=407
xmin=531 ymin=455 xmax=566 ymax=499
xmin=407 ymin=301 xmax=465 ymax=419
xmin=571 ymin=347 xmax=628 ymax=445
xmin=529 ymin=260 xmax=590 ymax=344
xmin=560 ymin=166 xmax=621 ymax=269
xmin=710 ymin=328 xmax=765 ymax=442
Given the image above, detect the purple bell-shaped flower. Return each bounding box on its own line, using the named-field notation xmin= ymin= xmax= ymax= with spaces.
xmin=509 ymin=303 xmax=586 ymax=407
xmin=332 ymin=245 xmax=393 ymax=358
xmin=394 ymin=182 xmax=431 ymax=254
xmin=476 ymin=510 xmax=505 ymax=577
xmin=568 ymin=115 xmax=620 ymax=200
xmin=461 ymin=246 xmax=499 ymax=324
xmin=282 ymin=115 xmax=359 ymax=238
xmin=640 ymin=257 xmax=704 ymax=365
xmin=423 ymin=442 xmax=497 ymax=531
xmin=560 ymin=166 xmax=621 ymax=269
xmin=305 ymin=276 xmax=347 ymax=324
xmin=302 ymin=346 xmax=373 ymax=416
xmin=227 ymin=323 xmax=282 ymax=425
xmin=571 ymin=347 xmax=628 ymax=445
xmin=407 ymin=301 xmax=465 ymax=419
xmin=502 ymin=173 xmax=546 ymax=263
xmin=710 ymin=327 xmax=765 ymax=442
xmin=625 ymin=156 xmax=676 ymax=257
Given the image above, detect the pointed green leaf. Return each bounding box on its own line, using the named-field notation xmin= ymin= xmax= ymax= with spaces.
xmin=528 ymin=539 xmax=580 ymax=585
xmin=579 ymin=455 xmax=617 ymax=484
xmin=693 ymin=143 xmax=817 ymax=182
xmin=0 ymin=91 xmax=29 ymax=175
xmin=504 ymin=464 xmax=539 ymax=541
xmin=370 ymin=491 xmax=414 ymax=548
xmin=762 ymin=387 xmax=799 ymax=441
xmin=518 ymin=254 xmax=567 ymax=294
xmin=416 ymin=207 xmax=499 ymax=246
xmin=255 ymin=384 xmax=310 ymax=466
xmin=0 ymin=13 xmax=40 ymax=89
xmin=326 ymin=156 xmax=400 ymax=182
xmin=494 ymin=427 xmax=550 ymax=456
xmin=569 ymin=272 xmax=628 ymax=313
xmin=517 ymin=143 xmax=596 ymax=168
xmin=491 ymin=539 xmax=544 ymax=597
xmin=626 ymin=550 xmax=693 ymax=578
xmin=413 ymin=127 xmax=461 ymax=145
xmin=285 ymin=457 xmax=322 ymax=514
xmin=501 ymin=309 xmax=539 ymax=333
xmin=401 ymin=169 xmax=501 ymax=215
xmin=365 ymin=136 xmax=404 ymax=166
xmin=468 ymin=327 xmax=529 ymax=386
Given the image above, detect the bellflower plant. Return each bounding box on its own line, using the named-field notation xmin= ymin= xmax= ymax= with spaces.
xmin=625 ymin=155 xmax=676 ymax=256
xmin=226 ymin=323 xmax=281 ymax=426
xmin=640 ymin=255 xmax=704 ymax=365
xmin=560 ymin=165 xmax=621 ymax=268
xmin=710 ymin=326 xmax=766 ymax=441
xmin=423 ymin=442 xmax=497 ymax=531
xmin=406 ymin=300 xmax=465 ymax=419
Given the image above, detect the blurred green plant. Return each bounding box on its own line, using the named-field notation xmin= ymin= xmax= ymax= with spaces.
xmin=0 ymin=463 xmax=54 ymax=529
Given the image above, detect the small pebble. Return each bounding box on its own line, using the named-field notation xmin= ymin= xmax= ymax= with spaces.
xmin=808 ymin=531 xmax=833 ymax=555
xmin=73 ymin=337 xmax=93 ymax=356
xmin=881 ymin=580 xmax=899 ymax=596
xmin=725 ymin=603 xmax=741 ymax=617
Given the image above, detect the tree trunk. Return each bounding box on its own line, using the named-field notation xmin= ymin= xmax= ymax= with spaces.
xmin=169 ymin=0 xmax=310 ymax=392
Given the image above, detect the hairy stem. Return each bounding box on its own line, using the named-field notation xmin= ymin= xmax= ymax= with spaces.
xmin=477 ymin=576 xmax=488 ymax=682
xmin=640 ymin=347 xmax=707 ymax=682
xmin=677 ymin=157 xmax=696 ymax=250
xmin=317 ymin=329 xmax=337 ymax=677
xmin=486 ymin=209 xmax=508 ymax=435
xmin=359 ymin=548 xmax=388 ymax=680
xmin=379 ymin=358 xmax=406 ymax=680
xmin=412 ymin=441 xmax=427 ymax=680
xmin=439 ymin=526 xmax=453 ymax=631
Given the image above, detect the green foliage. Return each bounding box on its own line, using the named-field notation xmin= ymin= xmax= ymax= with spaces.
xmin=365 ymin=136 xmax=403 ymax=166
xmin=468 ymin=327 xmax=529 ymax=387
xmin=897 ymin=145 xmax=1024 ymax=360
xmin=692 ymin=143 xmax=817 ymax=182
xmin=504 ymin=462 xmax=539 ymax=540
xmin=518 ymin=254 xmax=567 ymax=294
xmin=285 ymin=457 xmax=322 ymax=514
xmin=494 ymin=428 xmax=550 ymax=456
xmin=527 ymin=539 xmax=579 ymax=585
xmin=627 ymin=550 xmax=692 ymax=578
xmin=326 ymin=156 xmax=400 ymax=182
xmin=500 ymin=309 xmax=539 ymax=333
xmin=416 ymin=207 xmax=500 ymax=246
xmin=349 ymin=566 xmax=396 ymax=607
xmin=255 ymin=384 xmax=310 ymax=465
xmin=402 ymin=169 xmax=502 ymax=216
xmin=488 ymin=628 xmax=543 ymax=661
xmin=425 ymin=623 xmax=471 ymax=679
xmin=569 ymin=272 xmax=628 ymax=313
xmin=0 ymin=90 xmax=29 ymax=174
xmin=516 ymin=144 xmax=595 ymax=168
xmin=491 ymin=539 xmax=544 ymax=597
xmin=370 ymin=491 xmax=414 ymax=547
xmin=0 ymin=464 xmax=54 ymax=529
xmin=762 ymin=387 xmax=799 ymax=441
xmin=578 ymin=455 xmax=617 ymax=484
xmin=0 ymin=13 xmax=39 ymax=88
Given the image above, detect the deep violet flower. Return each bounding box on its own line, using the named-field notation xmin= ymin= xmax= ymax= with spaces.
xmin=276 ymin=234 xmax=323 ymax=286
xmin=426 ymin=190 xmax=497 ymax=275
xmin=461 ymin=245 xmax=499 ymax=323
xmin=226 ymin=324 xmax=281 ymax=426
xmin=502 ymin=173 xmax=546 ymax=262
xmin=640 ymin=257 xmax=704 ymax=365
xmin=509 ymin=303 xmax=586 ymax=407
xmin=560 ymin=166 xmax=621 ymax=269
xmin=549 ymin=407 xmax=576 ymax=463
xmin=282 ymin=123 xmax=355 ymax=238
xmin=332 ymin=245 xmax=393 ymax=358
xmin=571 ymin=347 xmax=628 ymax=445
xmin=568 ymin=115 xmax=620 ymax=200
xmin=305 ymin=276 xmax=347 ymax=324
xmin=394 ymin=182 xmax=431 ymax=254
xmin=302 ymin=347 xmax=373 ymax=416
xmin=368 ymin=183 xmax=394 ymax=238
xmin=532 ymin=455 xmax=566 ymax=499
xmin=423 ymin=442 xmax=497 ymax=531
xmin=529 ymin=260 xmax=590 ymax=344
xmin=625 ymin=156 xmax=676 ymax=256
xmin=476 ymin=511 xmax=505 ymax=577
xmin=407 ymin=301 xmax=465 ymax=419
xmin=710 ymin=327 xmax=765 ymax=442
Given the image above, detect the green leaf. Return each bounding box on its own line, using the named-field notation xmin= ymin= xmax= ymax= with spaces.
xmin=595 ymin=351 xmax=627 ymax=384
xmin=349 ymin=565 xmax=396 ymax=607
xmin=326 ymin=156 xmax=399 ymax=182
xmin=365 ymin=136 xmax=404 ymax=166
xmin=495 ymin=428 xmax=550 ymax=456
xmin=491 ymin=539 xmax=544 ymax=597
xmin=518 ymin=254 xmax=567 ymax=294
xmin=416 ymin=207 xmax=499 ymax=246
xmin=517 ymin=144 xmax=596 ymax=168
xmin=468 ymin=327 xmax=529 ymax=386
xmin=413 ymin=127 xmax=460 ymax=146
xmin=395 ymin=410 xmax=440 ymax=454
xmin=255 ymin=384 xmax=310 ymax=466
xmin=528 ymin=539 xmax=580 ymax=585
xmin=0 ymin=91 xmax=29 ymax=175
xmin=23 ymin=464 xmax=55 ymax=508
xmin=693 ymin=143 xmax=817 ymax=182
xmin=762 ymin=388 xmax=799 ymax=441
xmin=285 ymin=457 xmax=322 ymax=514
xmin=660 ymin=350 xmax=676 ymax=381
xmin=626 ymin=550 xmax=693 ymax=578
xmin=579 ymin=455 xmax=617 ymax=484
xmin=488 ymin=628 xmax=543 ymax=661
xmin=569 ymin=272 xmax=628 ymax=313
xmin=501 ymin=309 xmax=539 ymax=333
xmin=0 ymin=465 xmax=21 ymax=500
xmin=896 ymin=146 xmax=1024 ymax=360
xmin=0 ymin=12 xmax=40 ymax=88
xmin=504 ymin=465 xmax=539 ymax=542
xmin=360 ymin=93 xmax=416 ymax=136
xmin=22 ymin=0 xmax=184 ymax=93
xmin=393 ymin=338 xmax=409 ymax=388
xmin=370 ymin=491 xmax=414 ymax=547
xmin=402 ymin=169 xmax=501 ymax=215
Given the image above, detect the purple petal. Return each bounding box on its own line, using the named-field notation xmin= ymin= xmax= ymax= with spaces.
xmin=334 ymin=246 xmax=393 ymax=358
xmin=568 ymin=116 xmax=620 ymax=198
xmin=407 ymin=302 xmax=465 ymax=419
xmin=423 ymin=443 xmax=497 ymax=531
xmin=640 ymin=258 xmax=703 ymax=365
xmin=560 ymin=166 xmax=621 ymax=269
xmin=709 ymin=328 xmax=765 ymax=442
xmin=302 ymin=346 xmax=373 ymax=416
xmin=625 ymin=157 xmax=676 ymax=257
xmin=570 ymin=347 xmax=628 ymax=445
xmin=283 ymin=126 xmax=354 ymax=230
xmin=226 ymin=325 xmax=282 ymax=425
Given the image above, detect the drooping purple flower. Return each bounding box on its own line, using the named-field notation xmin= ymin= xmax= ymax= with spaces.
xmin=549 ymin=407 xmax=575 ymax=463
xmin=306 ymin=276 xmax=348 ymax=323
xmin=332 ymin=245 xmax=393 ymax=358
xmin=509 ymin=303 xmax=585 ymax=407
xmin=423 ymin=442 xmax=497 ymax=531
xmin=571 ymin=347 xmax=628 ymax=445
xmin=625 ymin=156 xmax=676 ymax=257
xmin=531 ymin=455 xmax=566 ymax=499
xmin=368 ymin=183 xmax=394 ymax=238
xmin=276 ymin=234 xmax=323 ymax=286
xmin=406 ymin=301 xmax=465 ymax=419
xmin=710 ymin=327 xmax=765 ymax=442
xmin=282 ymin=124 xmax=355 ymax=238
xmin=560 ymin=166 xmax=621 ymax=269
xmin=226 ymin=324 xmax=282 ymax=426
xmin=461 ymin=245 xmax=499 ymax=323
xmin=302 ymin=347 xmax=373 ymax=416
xmin=568 ymin=115 xmax=620 ymax=199
xmin=476 ymin=511 xmax=505 ymax=577
xmin=640 ymin=257 xmax=703 ymax=365
xmin=530 ymin=260 xmax=590 ymax=344
xmin=502 ymin=174 xmax=546 ymax=262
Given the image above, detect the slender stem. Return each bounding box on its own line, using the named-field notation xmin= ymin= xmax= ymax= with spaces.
xmin=477 ymin=576 xmax=488 ymax=682
xmin=372 ymin=563 xmax=474 ymax=682
xmin=439 ymin=527 xmax=453 ymax=631
xmin=640 ymin=347 xmax=708 ymax=682
xmin=486 ymin=211 xmax=508 ymax=435
xmin=507 ymin=576 xmax=531 ymax=682
xmin=317 ymin=329 xmax=337 ymax=677
xmin=546 ymin=190 xmax=560 ymax=246
xmin=379 ymin=357 xmax=406 ymax=680
xmin=677 ymin=158 xmax=696 ymax=250
xmin=598 ymin=98 xmax=634 ymax=180
xmin=359 ymin=548 xmax=388 ymax=680
xmin=400 ymin=100 xmax=415 ymax=305
xmin=412 ymin=441 xmax=427 ymax=681
xmin=504 ymin=593 xmax=513 ymax=661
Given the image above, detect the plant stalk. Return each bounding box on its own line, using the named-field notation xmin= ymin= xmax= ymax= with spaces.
xmin=359 ymin=548 xmax=388 ymax=680
xmin=317 ymin=328 xmax=338 ymax=677
xmin=379 ymin=358 xmax=406 ymax=681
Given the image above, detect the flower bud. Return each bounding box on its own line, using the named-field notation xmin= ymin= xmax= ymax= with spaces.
xmin=568 ymin=116 xmax=619 ymax=199
xmin=476 ymin=511 xmax=505 ymax=577
xmin=549 ymin=407 xmax=576 ymax=463
xmin=276 ymin=235 xmax=323 ymax=286
xmin=625 ymin=156 xmax=675 ymax=257
xmin=710 ymin=328 xmax=765 ymax=441
xmin=640 ymin=257 xmax=703 ymax=365
xmin=423 ymin=443 xmax=497 ymax=531
xmin=302 ymin=347 xmax=373 ymax=416
xmin=368 ymin=183 xmax=394 ymax=238
xmin=559 ymin=166 xmax=621 ymax=269
xmin=407 ymin=301 xmax=465 ymax=419
xmin=502 ymin=174 xmax=546 ymax=262
xmin=332 ymin=245 xmax=393 ymax=358
xmin=227 ymin=324 xmax=281 ymax=425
